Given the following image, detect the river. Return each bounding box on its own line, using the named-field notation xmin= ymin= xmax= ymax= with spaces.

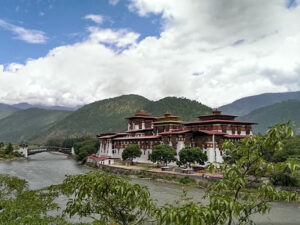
xmin=0 ymin=152 xmax=299 ymax=225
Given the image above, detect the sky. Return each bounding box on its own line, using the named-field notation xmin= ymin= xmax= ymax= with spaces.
xmin=0 ymin=0 xmax=300 ymax=108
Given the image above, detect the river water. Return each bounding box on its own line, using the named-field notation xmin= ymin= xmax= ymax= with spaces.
xmin=0 ymin=152 xmax=299 ymax=225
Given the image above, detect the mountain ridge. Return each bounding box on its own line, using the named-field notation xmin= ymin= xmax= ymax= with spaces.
xmin=0 ymin=108 xmax=72 ymax=143
xmin=0 ymin=103 xmax=20 ymax=120
xmin=240 ymin=99 xmax=300 ymax=134
xmin=0 ymin=95 xmax=212 ymax=144
xmin=219 ymin=91 xmax=300 ymax=116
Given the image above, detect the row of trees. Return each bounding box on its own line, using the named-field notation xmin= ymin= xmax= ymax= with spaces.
xmin=0 ymin=123 xmax=299 ymax=224
xmin=0 ymin=143 xmax=23 ymax=159
xmin=122 ymin=143 xmax=207 ymax=167
xmin=46 ymin=137 xmax=99 ymax=163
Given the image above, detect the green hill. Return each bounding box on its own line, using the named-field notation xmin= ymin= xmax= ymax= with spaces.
xmin=240 ymin=100 xmax=300 ymax=134
xmin=32 ymin=95 xmax=212 ymax=143
xmin=0 ymin=108 xmax=71 ymax=143
xmin=219 ymin=91 xmax=300 ymax=116
xmin=0 ymin=103 xmax=20 ymax=120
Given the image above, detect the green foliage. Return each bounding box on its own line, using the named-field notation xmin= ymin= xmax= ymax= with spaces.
xmin=178 ymin=147 xmax=207 ymax=167
xmin=59 ymin=171 xmax=156 ymax=225
xmin=122 ymin=144 xmax=142 ymax=163
xmin=177 ymin=177 xmax=196 ymax=185
xmin=0 ymin=174 xmax=66 ymax=224
xmin=4 ymin=142 xmax=13 ymax=154
xmin=0 ymin=143 xmax=22 ymax=159
xmin=156 ymin=122 xmax=299 ymax=225
xmin=267 ymin=135 xmax=300 ymax=162
xmin=45 ymin=137 xmax=99 ymax=163
xmin=149 ymin=144 xmax=177 ymax=166
xmin=73 ymin=138 xmax=99 ymax=162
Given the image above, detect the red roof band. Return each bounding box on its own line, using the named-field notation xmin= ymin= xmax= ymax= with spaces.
xmin=88 ymin=155 xmax=110 ymax=161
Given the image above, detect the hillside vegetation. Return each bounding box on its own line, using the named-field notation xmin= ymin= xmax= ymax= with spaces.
xmin=240 ymin=99 xmax=300 ymax=134
xmin=0 ymin=108 xmax=71 ymax=143
xmin=220 ymin=91 xmax=300 ymax=116
xmin=34 ymin=95 xmax=211 ymax=143
xmin=0 ymin=103 xmax=20 ymax=120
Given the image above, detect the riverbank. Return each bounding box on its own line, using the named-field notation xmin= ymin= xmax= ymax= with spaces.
xmin=0 ymin=156 xmax=26 ymax=162
xmin=88 ymin=163 xmax=300 ymax=192
xmin=93 ymin=163 xmax=220 ymax=187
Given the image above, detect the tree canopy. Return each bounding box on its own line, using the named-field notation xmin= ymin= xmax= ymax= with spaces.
xmin=0 ymin=174 xmax=66 ymax=225
xmin=122 ymin=144 xmax=142 ymax=163
xmin=149 ymin=144 xmax=177 ymax=166
xmin=60 ymin=171 xmax=156 ymax=225
xmin=4 ymin=143 xmax=13 ymax=154
xmin=178 ymin=147 xmax=207 ymax=167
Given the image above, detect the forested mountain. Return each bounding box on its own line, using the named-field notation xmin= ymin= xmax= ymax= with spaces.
xmin=240 ymin=100 xmax=300 ymax=134
xmin=2 ymin=92 xmax=300 ymax=143
xmin=30 ymin=95 xmax=212 ymax=144
xmin=219 ymin=91 xmax=300 ymax=116
xmin=0 ymin=103 xmax=20 ymax=120
xmin=0 ymin=108 xmax=71 ymax=143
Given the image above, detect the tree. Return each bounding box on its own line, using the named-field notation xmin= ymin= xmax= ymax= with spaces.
xmin=74 ymin=138 xmax=99 ymax=163
xmin=156 ymin=122 xmax=299 ymax=225
xmin=60 ymin=171 xmax=156 ymax=225
xmin=149 ymin=144 xmax=177 ymax=166
xmin=0 ymin=174 xmax=67 ymax=224
xmin=178 ymin=147 xmax=207 ymax=168
xmin=5 ymin=143 xmax=13 ymax=154
xmin=122 ymin=144 xmax=142 ymax=164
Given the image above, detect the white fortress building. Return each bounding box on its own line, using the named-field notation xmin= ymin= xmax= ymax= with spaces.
xmin=95 ymin=110 xmax=256 ymax=164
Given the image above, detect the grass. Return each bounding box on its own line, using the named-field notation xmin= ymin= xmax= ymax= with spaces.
xmin=135 ymin=171 xmax=198 ymax=185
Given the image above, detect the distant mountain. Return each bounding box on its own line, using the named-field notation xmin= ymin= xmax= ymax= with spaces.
xmin=0 ymin=103 xmax=20 ymax=120
xmin=240 ymin=99 xmax=300 ymax=134
xmin=219 ymin=91 xmax=300 ymax=116
xmin=0 ymin=108 xmax=71 ymax=143
xmin=30 ymin=95 xmax=212 ymax=144
xmin=13 ymin=102 xmax=80 ymax=111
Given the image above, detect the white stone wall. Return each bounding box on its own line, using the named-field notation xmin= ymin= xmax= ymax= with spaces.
xmin=205 ymin=147 xmax=224 ymax=163
xmin=97 ymin=159 xmax=114 ymax=165
xmin=15 ymin=146 xmax=28 ymax=157
xmin=112 ymin=148 xmax=123 ymax=158
xmin=176 ymin=141 xmax=185 ymax=159
xmin=137 ymin=149 xmax=152 ymax=162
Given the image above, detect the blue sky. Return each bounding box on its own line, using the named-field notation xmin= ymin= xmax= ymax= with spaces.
xmin=0 ymin=0 xmax=300 ymax=107
xmin=0 ymin=0 xmax=161 ymax=65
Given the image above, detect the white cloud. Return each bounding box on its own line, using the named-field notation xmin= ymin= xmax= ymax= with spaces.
xmin=88 ymin=27 xmax=140 ymax=48
xmin=1 ymin=0 xmax=300 ymax=107
xmin=109 ymin=0 xmax=119 ymax=6
xmin=84 ymin=14 xmax=104 ymax=24
xmin=0 ymin=19 xmax=47 ymax=44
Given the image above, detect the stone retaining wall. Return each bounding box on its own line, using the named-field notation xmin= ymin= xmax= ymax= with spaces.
xmin=98 ymin=164 xmax=220 ymax=183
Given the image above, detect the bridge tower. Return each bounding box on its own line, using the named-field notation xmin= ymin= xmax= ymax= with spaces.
xmin=71 ymin=147 xmax=75 ymax=155
xmin=17 ymin=144 xmax=28 ymax=158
